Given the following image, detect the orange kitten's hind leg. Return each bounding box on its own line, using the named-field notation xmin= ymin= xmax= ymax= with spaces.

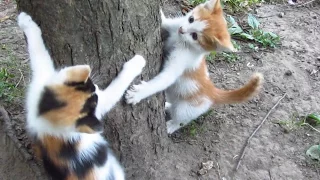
xmin=166 ymin=99 xmax=212 ymax=134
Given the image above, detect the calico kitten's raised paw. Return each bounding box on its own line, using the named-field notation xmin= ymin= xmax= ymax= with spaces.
xmin=125 ymin=81 xmax=148 ymax=105
xmin=17 ymin=12 xmax=39 ymax=32
xmin=166 ymin=120 xmax=181 ymax=134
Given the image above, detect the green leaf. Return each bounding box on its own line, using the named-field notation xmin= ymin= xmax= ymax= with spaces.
xmin=267 ymin=32 xmax=278 ymax=38
xmin=239 ymin=33 xmax=254 ymax=40
xmin=248 ymin=14 xmax=260 ymax=29
xmin=227 ymin=15 xmax=243 ymax=35
xmin=226 ymin=15 xmax=237 ymax=25
xmin=307 ymin=113 xmax=320 ymax=125
xmin=229 ymin=25 xmax=243 ymax=35
xmin=306 ymin=145 xmax=320 ymax=161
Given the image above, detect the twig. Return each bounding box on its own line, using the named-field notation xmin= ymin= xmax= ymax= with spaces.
xmin=15 ymin=69 xmax=24 ymax=88
xmin=296 ymin=0 xmax=316 ymax=7
xmin=269 ymin=170 xmax=273 ymax=180
xmin=235 ymin=93 xmax=287 ymax=171
xmin=302 ymin=123 xmax=320 ymax=134
xmin=216 ymin=162 xmax=222 ymax=180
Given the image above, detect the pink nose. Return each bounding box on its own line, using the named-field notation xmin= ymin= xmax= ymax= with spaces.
xmin=178 ymin=27 xmax=184 ymax=34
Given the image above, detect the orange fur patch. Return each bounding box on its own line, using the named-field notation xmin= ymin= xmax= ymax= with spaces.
xmin=39 ymin=135 xmax=69 ymax=167
xmin=183 ymin=59 xmax=263 ymax=105
xmin=193 ymin=0 xmax=234 ymax=51
xmin=65 ymin=65 xmax=91 ymax=83
xmin=42 ymin=85 xmax=91 ymax=126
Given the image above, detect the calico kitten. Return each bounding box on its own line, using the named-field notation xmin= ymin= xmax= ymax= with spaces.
xmin=18 ymin=12 xmax=146 ymax=180
xmin=125 ymin=0 xmax=263 ymax=134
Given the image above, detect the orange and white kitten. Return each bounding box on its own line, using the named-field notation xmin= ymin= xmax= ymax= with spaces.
xmin=126 ymin=0 xmax=263 ymax=134
xmin=19 ymin=12 xmax=146 ymax=180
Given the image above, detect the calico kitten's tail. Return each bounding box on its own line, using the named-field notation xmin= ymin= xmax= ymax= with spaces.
xmin=210 ymin=73 xmax=263 ymax=105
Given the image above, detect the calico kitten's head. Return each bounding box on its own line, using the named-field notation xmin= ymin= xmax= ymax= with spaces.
xmin=38 ymin=65 xmax=102 ymax=134
xmin=178 ymin=0 xmax=235 ymax=52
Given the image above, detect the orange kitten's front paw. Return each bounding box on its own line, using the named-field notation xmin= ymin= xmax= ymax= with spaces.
xmin=125 ymin=81 xmax=147 ymax=105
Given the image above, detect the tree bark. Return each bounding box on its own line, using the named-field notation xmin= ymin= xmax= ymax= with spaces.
xmin=17 ymin=0 xmax=168 ymax=179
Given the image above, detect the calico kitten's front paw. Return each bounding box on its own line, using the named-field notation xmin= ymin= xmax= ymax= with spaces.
xmin=17 ymin=12 xmax=39 ymax=32
xmin=123 ymin=55 xmax=146 ymax=77
xmin=166 ymin=120 xmax=181 ymax=134
xmin=125 ymin=81 xmax=147 ymax=105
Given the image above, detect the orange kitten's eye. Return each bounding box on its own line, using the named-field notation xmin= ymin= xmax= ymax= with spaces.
xmin=191 ymin=33 xmax=198 ymax=40
xmin=188 ymin=16 xmax=194 ymax=23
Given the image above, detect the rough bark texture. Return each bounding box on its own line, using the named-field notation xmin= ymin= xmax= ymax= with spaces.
xmin=17 ymin=0 xmax=168 ymax=179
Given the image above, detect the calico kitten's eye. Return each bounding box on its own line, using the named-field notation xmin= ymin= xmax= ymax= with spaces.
xmin=191 ymin=33 xmax=198 ymax=40
xmin=188 ymin=16 xmax=194 ymax=23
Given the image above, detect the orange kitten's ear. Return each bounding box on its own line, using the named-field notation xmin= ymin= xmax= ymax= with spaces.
xmin=203 ymin=0 xmax=221 ymax=12
xmin=64 ymin=65 xmax=91 ymax=83
xmin=214 ymin=37 xmax=237 ymax=52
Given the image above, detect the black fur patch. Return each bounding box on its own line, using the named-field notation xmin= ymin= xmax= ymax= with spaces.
xmin=161 ymin=27 xmax=170 ymax=42
xmin=38 ymin=87 xmax=67 ymax=115
xmin=73 ymin=143 xmax=108 ymax=177
xmin=41 ymin=146 xmax=69 ymax=180
xmin=76 ymin=115 xmax=103 ymax=132
xmin=65 ymin=78 xmax=96 ymax=92
xmin=93 ymin=143 xmax=108 ymax=166
xmin=161 ymin=27 xmax=174 ymax=71
xmin=60 ymin=140 xmax=77 ymax=159
xmin=59 ymin=140 xmax=108 ymax=178
xmin=80 ymin=94 xmax=98 ymax=114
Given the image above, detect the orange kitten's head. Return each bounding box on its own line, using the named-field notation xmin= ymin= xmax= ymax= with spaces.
xmin=38 ymin=65 xmax=102 ymax=134
xmin=178 ymin=0 xmax=235 ymax=52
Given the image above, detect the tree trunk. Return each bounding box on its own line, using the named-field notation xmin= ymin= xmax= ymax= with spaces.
xmin=17 ymin=0 xmax=168 ymax=179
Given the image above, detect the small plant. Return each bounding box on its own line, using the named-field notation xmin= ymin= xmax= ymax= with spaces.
xmin=227 ymin=14 xmax=280 ymax=48
xmin=275 ymin=112 xmax=320 ymax=133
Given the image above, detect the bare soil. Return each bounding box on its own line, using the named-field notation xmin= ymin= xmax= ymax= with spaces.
xmin=1 ymin=0 xmax=319 ymax=180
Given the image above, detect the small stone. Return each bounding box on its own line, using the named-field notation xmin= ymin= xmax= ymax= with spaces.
xmin=317 ymin=56 xmax=320 ymax=61
xmin=312 ymin=15 xmax=317 ymax=19
xmin=284 ymin=70 xmax=293 ymax=76
xmin=252 ymin=54 xmax=261 ymax=60
xmin=198 ymin=161 xmax=214 ymax=175
xmin=278 ymin=12 xmax=285 ymax=18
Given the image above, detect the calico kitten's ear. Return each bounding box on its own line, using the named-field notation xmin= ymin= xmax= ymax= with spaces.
xmin=64 ymin=65 xmax=91 ymax=83
xmin=203 ymin=0 xmax=221 ymax=12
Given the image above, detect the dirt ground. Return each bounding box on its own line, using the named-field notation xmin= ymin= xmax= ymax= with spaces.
xmin=0 ymin=0 xmax=320 ymax=180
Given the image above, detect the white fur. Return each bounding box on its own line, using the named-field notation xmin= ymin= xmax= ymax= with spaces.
xmin=19 ymin=12 xmax=146 ymax=179
xmin=166 ymin=97 xmax=212 ymax=134
xmin=126 ymin=9 xmax=213 ymax=134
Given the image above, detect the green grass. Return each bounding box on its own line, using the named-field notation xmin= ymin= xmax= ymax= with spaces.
xmin=0 ymin=44 xmax=26 ymax=104
xmin=182 ymin=120 xmax=205 ymax=137
xmin=188 ymin=0 xmax=264 ymax=13
xmin=222 ymin=0 xmax=263 ymax=14
xmin=182 ymin=110 xmax=215 ymax=137
xmin=188 ymin=0 xmax=206 ymax=6
xmin=275 ymin=112 xmax=320 ymax=133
